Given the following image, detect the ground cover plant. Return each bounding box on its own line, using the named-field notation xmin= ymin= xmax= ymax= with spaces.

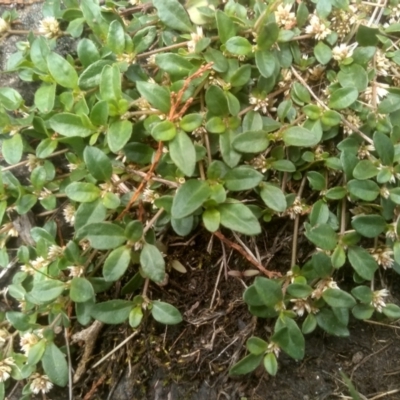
xmin=1 ymin=0 xmax=400 ymax=398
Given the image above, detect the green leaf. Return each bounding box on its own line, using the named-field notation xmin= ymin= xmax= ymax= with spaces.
xmin=78 ymin=222 xmax=126 ymax=250
xmin=271 ymin=159 xmax=296 ymax=172
xmin=337 ymin=64 xmax=368 ymax=92
xmin=215 ymin=10 xmax=236 ymax=43
xmin=107 ymin=20 xmax=125 ymax=55
xmin=0 ymin=87 xmax=23 ymax=110
xmin=29 ymin=280 xmax=65 ymax=304
xmin=42 ymin=342 xmax=68 ymax=387
xmin=257 ymin=22 xmax=279 ymax=51
xmin=205 ymin=85 xmax=229 ymax=116
xmin=229 ymin=353 xmax=263 ymax=375
xmin=351 ymin=215 xmax=387 ymax=238
xmin=205 ymin=116 xmax=226 ymax=134
xmin=348 ymin=246 xmax=378 ymax=280
xmin=389 ymin=187 xmax=400 ymax=204
xmin=263 ymin=352 xmax=278 ymax=376
xmin=260 ymin=184 xmax=287 ymax=212
xmin=307 ymin=171 xmax=326 ymax=191
xmin=331 ymin=244 xmax=346 ymax=268
xmin=91 ymin=300 xmax=133 ymax=324
xmin=103 ymin=246 xmax=131 ymax=282
xmin=383 ymin=303 xmax=400 ymax=319
xmin=155 ymin=53 xmax=193 ymax=78
xmin=129 ymin=306 xmax=143 ymax=328
xmin=314 ymin=41 xmax=332 ymax=65
xmin=35 ymin=83 xmax=56 ymax=113
xmin=2 ymin=134 xmax=23 ymax=165
xmin=232 ymin=130 xmax=270 ymax=153
xmin=27 ymin=339 xmax=46 ymax=366
xmin=6 ymin=311 xmax=31 ymax=331
xmin=310 ymin=200 xmax=329 ymax=226
xmin=224 ymin=166 xmax=263 ymax=191
xmin=373 ymin=131 xmax=394 ymax=166
xmin=321 ymin=110 xmax=341 ymax=126
xmin=356 ymin=25 xmax=379 ymax=46
xmin=322 ymin=288 xmax=356 ymax=308
xmin=151 ymin=120 xmax=177 ymax=141
xmin=100 ymin=64 xmax=121 ymax=102
xmin=77 ymin=38 xmax=100 ymax=68
xmin=328 ymin=87 xmax=358 ymax=109
xmin=179 ymin=113 xmax=203 ymax=132
xmin=226 ymin=36 xmax=252 ymax=56
xmin=169 ymin=130 xmax=196 ymax=176
xmin=305 ymin=223 xmax=338 ymax=251
xmin=230 ymin=64 xmax=251 ymax=87
xmin=243 ymin=285 xmax=264 ymax=306
xmin=65 ymin=182 xmax=101 ymax=203
xmin=151 ymin=300 xmax=182 ymax=325
xmin=255 ymin=49 xmax=277 ymax=78
xmin=219 ymin=202 xmax=261 ymax=235
xmin=283 ymin=126 xmax=322 ymax=147
xmin=78 ymin=60 xmax=113 ymax=90
xmin=47 ymin=52 xmax=78 ymax=89
xmin=351 ymin=286 xmax=373 ymax=303
xmin=302 ymin=314 xmax=317 ymax=334
xmin=140 ymin=243 xmax=165 ymax=283
xmin=316 ymin=308 xmax=349 ymax=336
xmin=272 ymin=318 xmax=305 ymax=360
xmin=83 ymin=146 xmax=112 ymax=181
xmin=108 ymin=120 xmax=132 ymax=153
xmin=353 ymin=160 xmax=379 ymax=180
xmin=49 ymin=113 xmax=92 ymax=138
xmin=202 ymin=208 xmax=220 ymax=233
xmin=352 ymin=304 xmax=374 ymax=320
xmin=171 ymin=180 xmax=210 ymax=219
xmin=153 ymin=0 xmax=192 ymax=33
xmin=125 ymin=221 xmax=143 ymax=242
xmin=246 ymin=337 xmax=268 ymax=355
xmin=347 ymin=179 xmax=380 ymax=201
xmin=136 ymin=81 xmax=170 ymax=114
xmin=70 ymin=277 xmax=94 ymax=303
xmin=75 ymin=200 xmax=107 ymax=230
xmin=287 ymin=283 xmax=313 ymax=298
xmin=254 ymin=277 xmax=283 ymax=307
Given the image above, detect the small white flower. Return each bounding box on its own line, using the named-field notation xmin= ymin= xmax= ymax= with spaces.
xmin=370 ymin=248 xmax=394 ymax=269
xmin=0 ymin=18 xmax=9 ymax=34
xmin=375 ymin=50 xmax=392 ymax=77
xmin=47 ymin=245 xmax=64 ymax=262
xmin=248 ymin=155 xmax=267 ymax=173
xmin=187 ymin=26 xmax=204 ymax=53
xmin=332 ymin=43 xmax=357 ymax=61
xmin=142 ymin=188 xmax=160 ymax=204
xmin=67 ymin=265 xmax=84 ymax=277
xmin=290 ymin=298 xmax=312 ymax=317
xmin=0 ymin=222 xmax=19 ymax=238
xmin=305 ymin=14 xmax=331 ymax=40
xmin=249 ymin=95 xmax=269 ymax=114
xmin=0 ymin=358 xmax=14 ymax=383
xmin=312 ymin=278 xmax=339 ymax=299
xmin=274 ymin=4 xmax=297 ymax=30
xmin=26 ymin=154 xmax=42 ymax=172
xmin=357 ymin=144 xmax=375 ymax=159
xmin=63 ymin=204 xmax=76 ymax=226
xmin=129 ymin=0 xmax=141 ymax=5
xmin=31 ymin=256 xmax=49 ymax=270
xmin=267 ymin=342 xmax=281 ymax=358
xmin=38 ymin=187 xmax=52 ymax=200
xmin=38 ymin=17 xmax=60 ymax=38
xmin=20 ymin=332 xmax=41 ymax=354
xmin=30 ymin=373 xmax=53 ymax=395
xmin=371 ymin=288 xmax=390 ymax=313
xmin=0 ymin=329 xmax=9 ymax=348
